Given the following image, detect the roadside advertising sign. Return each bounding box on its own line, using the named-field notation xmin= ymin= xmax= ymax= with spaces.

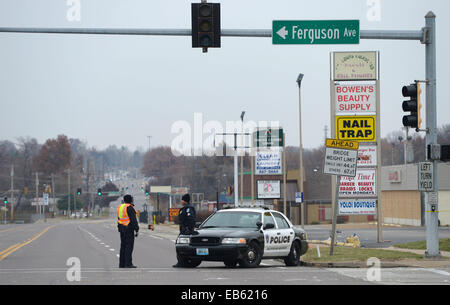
xmin=257 ymin=180 xmax=281 ymax=199
xmin=338 ymin=199 xmax=377 ymax=215
xmin=335 ymin=81 xmax=376 ymax=114
xmin=339 ymin=168 xmax=377 ymax=198
xmin=170 ymin=187 xmax=189 ymax=195
xmin=169 ymin=208 xmax=180 ymax=222
xmin=333 ymin=51 xmax=377 ymax=81
xmin=357 ymin=144 xmax=377 ymax=167
xmin=255 ymin=148 xmax=282 ymax=175
xmin=336 ymin=115 xmax=376 ymax=142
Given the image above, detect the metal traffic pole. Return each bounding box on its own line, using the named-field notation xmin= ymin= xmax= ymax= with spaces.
xmin=296 ymin=74 xmax=305 ymax=229
xmin=424 ymin=12 xmax=440 ymax=258
xmin=329 ymin=176 xmax=341 ymax=256
xmin=234 ymin=133 xmax=239 ymax=207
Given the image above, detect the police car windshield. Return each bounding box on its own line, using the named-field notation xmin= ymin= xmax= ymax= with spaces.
xmin=201 ymin=212 xmax=261 ymax=229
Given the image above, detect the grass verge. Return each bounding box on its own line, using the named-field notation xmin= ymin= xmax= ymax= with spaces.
xmin=394 ymin=238 xmax=450 ymax=252
xmin=302 ymin=245 xmax=423 ymax=262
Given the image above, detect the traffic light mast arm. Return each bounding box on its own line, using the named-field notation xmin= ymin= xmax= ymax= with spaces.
xmin=0 ymin=28 xmax=423 ymax=39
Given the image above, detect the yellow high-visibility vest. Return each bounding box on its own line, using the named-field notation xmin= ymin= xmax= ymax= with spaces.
xmin=117 ymin=203 xmax=131 ymax=226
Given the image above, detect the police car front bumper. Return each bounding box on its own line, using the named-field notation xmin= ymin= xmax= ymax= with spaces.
xmin=176 ymin=244 xmax=250 ymax=262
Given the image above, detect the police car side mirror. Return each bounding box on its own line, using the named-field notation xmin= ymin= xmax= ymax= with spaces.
xmin=256 ymin=221 xmax=263 ymax=229
xmin=263 ymin=223 xmax=275 ymax=230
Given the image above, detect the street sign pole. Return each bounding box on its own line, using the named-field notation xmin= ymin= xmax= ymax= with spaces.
xmin=330 ymin=176 xmax=341 ymax=256
xmin=425 ymin=11 xmax=439 ymax=257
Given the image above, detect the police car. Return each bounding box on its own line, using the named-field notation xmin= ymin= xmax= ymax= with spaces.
xmin=175 ymin=208 xmax=308 ymax=268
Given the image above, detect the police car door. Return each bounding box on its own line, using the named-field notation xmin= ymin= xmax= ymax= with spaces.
xmin=262 ymin=212 xmax=285 ymax=257
xmin=271 ymin=212 xmax=295 ymax=256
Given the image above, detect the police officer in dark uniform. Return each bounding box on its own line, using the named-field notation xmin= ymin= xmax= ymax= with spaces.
xmin=173 ymin=193 xmax=196 ymax=268
xmin=117 ymin=195 xmax=139 ymax=268
xmin=178 ymin=194 xmax=196 ymax=235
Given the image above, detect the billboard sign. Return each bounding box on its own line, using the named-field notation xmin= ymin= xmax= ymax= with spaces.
xmin=257 ymin=180 xmax=281 ymax=199
xmin=255 ymin=148 xmax=282 ymax=175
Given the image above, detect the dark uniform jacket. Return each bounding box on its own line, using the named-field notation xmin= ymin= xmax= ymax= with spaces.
xmin=178 ymin=204 xmax=196 ymax=235
xmin=118 ymin=205 xmax=139 ymax=233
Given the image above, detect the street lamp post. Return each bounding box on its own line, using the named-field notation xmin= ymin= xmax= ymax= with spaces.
xmin=296 ymin=74 xmax=305 ymax=229
xmin=240 ymin=111 xmax=245 ymax=207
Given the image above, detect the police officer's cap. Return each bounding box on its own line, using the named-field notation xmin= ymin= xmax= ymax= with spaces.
xmin=124 ymin=194 xmax=134 ymax=204
xmin=182 ymin=193 xmax=190 ymax=203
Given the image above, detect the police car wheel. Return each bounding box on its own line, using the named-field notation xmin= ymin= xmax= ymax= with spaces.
xmin=238 ymin=241 xmax=262 ymax=268
xmin=224 ymin=260 xmax=238 ymax=268
xmin=178 ymin=257 xmax=202 ymax=268
xmin=284 ymin=241 xmax=301 ymax=267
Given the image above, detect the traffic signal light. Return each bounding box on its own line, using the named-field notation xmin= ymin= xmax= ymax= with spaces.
xmin=191 ymin=2 xmax=221 ymax=50
xmin=402 ymin=82 xmax=422 ymax=129
xmin=77 ymin=188 xmax=82 ymax=196
xmin=226 ymin=186 xmax=233 ymax=196
xmin=97 ymin=188 xmax=102 ymax=196
xmin=145 ymin=188 xmax=149 ymax=197
xmin=3 ymin=197 xmax=7 ymax=204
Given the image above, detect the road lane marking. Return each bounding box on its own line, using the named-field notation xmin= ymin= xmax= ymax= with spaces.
xmin=0 ymin=228 xmax=15 ymax=234
xmin=0 ymin=243 xmax=21 ymax=256
xmin=426 ymin=268 xmax=450 ymax=277
xmin=0 ymin=225 xmax=54 ymax=262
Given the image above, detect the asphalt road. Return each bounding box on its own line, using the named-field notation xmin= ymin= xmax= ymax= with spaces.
xmin=1 ymin=219 xmax=450 ymax=285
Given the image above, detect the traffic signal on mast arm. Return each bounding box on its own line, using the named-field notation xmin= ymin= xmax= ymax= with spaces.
xmin=77 ymin=188 xmax=82 ymax=196
xmin=402 ymin=82 xmax=422 ymax=129
xmin=145 ymin=188 xmax=149 ymax=197
xmin=191 ymin=2 xmax=221 ymax=50
xmin=97 ymin=188 xmax=102 ymax=196
xmin=3 ymin=197 xmax=7 ymax=204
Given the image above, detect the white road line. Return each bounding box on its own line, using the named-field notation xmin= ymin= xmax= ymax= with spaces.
xmin=149 ymin=235 xmax=163 ymax=240
xmin=109 ymin=249 xmax=115 ymax=251
xmin=426 ymin=268 xmax=450 ymax=277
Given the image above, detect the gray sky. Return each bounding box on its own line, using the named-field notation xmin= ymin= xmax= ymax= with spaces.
xmin=0 ymin=0 xmax=449 ymax=151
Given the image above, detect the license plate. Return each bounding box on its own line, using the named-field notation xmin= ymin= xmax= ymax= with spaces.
xmin=196 ymin=248 xmax=209 ymax=256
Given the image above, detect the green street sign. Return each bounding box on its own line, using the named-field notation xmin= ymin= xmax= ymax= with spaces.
xmin=253 ymin=128 xmax=284 ymax=148
xmin=272 ymin=20 xmax=360 ymax=45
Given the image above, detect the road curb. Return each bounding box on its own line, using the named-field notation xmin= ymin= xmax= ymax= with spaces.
xmin=299 ymin=260 xmax=413 ymax=268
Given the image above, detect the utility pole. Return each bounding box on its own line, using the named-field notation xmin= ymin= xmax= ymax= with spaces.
xmin=35 ymin=173 xmax=39 ymax=215
xmin=67 ymin=169 xmax=71 ymax=218
xmin=283 ymin=133 xmax=287 ymax=216
xmin=251 ymin=132 xmax=255 ymax=207
xmin=297 ymin=74 xmax=305 ymax=228
xmin=234 ymin=133 xmax=239 ymax=207
xmin=10 ymin=165 xmax=14 ymax=222
xmin=51 ymin=174 xmax=55 ymax=216
xmin=240 ymin=111 xmax=245 ymax=206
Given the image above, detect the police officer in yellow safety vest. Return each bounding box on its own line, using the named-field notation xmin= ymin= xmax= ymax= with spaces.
xmin=117 ymin=195 xmax=139 ymax=268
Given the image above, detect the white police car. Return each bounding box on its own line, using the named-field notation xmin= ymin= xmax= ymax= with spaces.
xmin=175 ymin=208 xmax=308 ymax=268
